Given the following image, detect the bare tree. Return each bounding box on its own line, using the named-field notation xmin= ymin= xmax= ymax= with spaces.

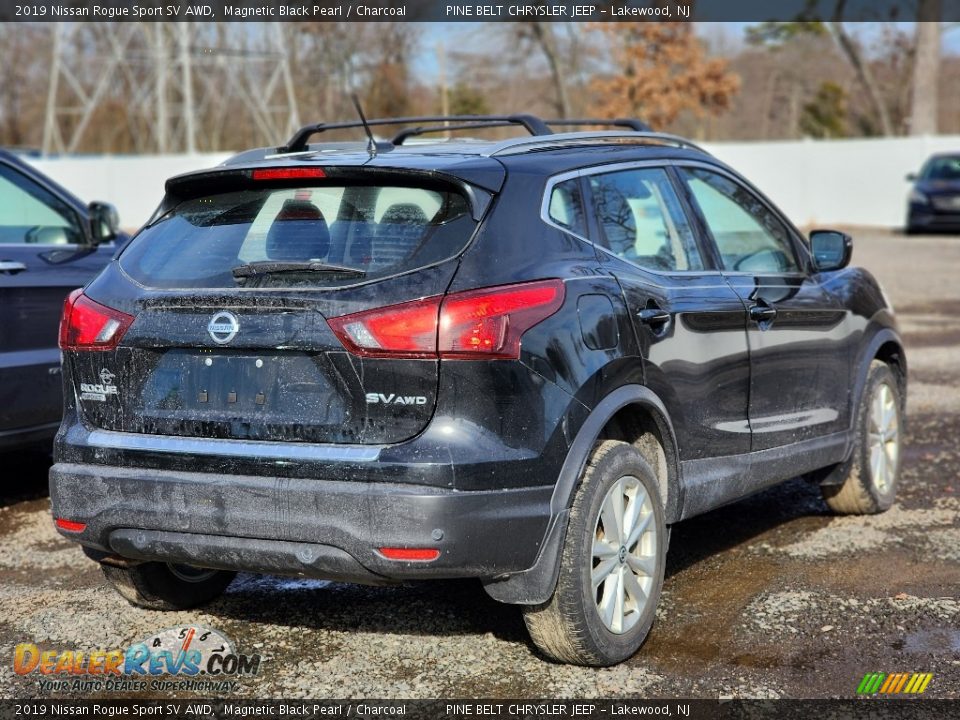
xmin=909 ymin=2 xmax=942 ymax=135
xmin=828 ymin=4 xmax=894 ymax=135
xmin=517 ymin=22 xmax=571 ymax=118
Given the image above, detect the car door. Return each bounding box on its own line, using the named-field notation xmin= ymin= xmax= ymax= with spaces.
xmin=676 ymin=164 xmax=852 ymax=452
xmin=0 ymin=159 xmax=115 ymax=439
xmin=578 ymin=164 xmax=752 ymax=462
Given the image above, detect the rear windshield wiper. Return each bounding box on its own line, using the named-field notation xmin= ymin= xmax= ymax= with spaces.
xmin=231 ymin=261 xmax=366 ymax=278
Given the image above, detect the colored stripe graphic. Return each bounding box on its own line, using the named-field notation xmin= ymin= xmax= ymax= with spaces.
xmin=895 ymin=673 xmax=910 ymax=692
xmin=858 ymin=672 xmax=932 ymax=694
xmin=857 ymin=673 xmax=885 ymax=694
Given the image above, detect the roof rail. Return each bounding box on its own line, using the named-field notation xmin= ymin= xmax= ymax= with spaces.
xmin=390 ymin=117 xmax=654 ymax=145
xmin=276 ymin=114 xmax=707 ymax=158
xmin=546 ymin=118 xmax=654 ymax=133
xmin=280 ymin=114 xmax=552 ymax=153
xmin=483 ymin=131 xmax=710 ymax=157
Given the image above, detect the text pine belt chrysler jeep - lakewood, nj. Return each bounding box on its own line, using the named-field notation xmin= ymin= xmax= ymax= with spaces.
xmin=50 ymin=114 xmax=906 ymax=666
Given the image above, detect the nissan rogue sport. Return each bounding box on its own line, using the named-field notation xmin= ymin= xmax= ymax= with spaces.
xmin=50 ymin=115 xmax=906 ymax=666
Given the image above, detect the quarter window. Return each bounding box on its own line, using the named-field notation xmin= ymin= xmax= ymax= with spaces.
xmin=680 ymin=167 xmax=798 ymax=274
xmin=547 ymin=178 xmax=588 ymax=237
xmin=589 ymin=167 xmax=703 ymax=272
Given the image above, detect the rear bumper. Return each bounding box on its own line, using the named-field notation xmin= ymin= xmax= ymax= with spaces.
xmin=49 ymin=461 xmax=553 ymax=583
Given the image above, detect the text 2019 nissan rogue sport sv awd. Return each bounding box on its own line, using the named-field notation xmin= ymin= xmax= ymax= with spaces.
xmin=50 ymin=115 xmax=906 ymax=666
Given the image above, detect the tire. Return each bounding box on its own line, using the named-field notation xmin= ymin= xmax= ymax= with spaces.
xmin=522 ymin=440 xmax=666 ymax=666
xmin=821 ymin=361 xmax=902 ymax=515
xmin=101 ymin=561 xmax=235 ymax=611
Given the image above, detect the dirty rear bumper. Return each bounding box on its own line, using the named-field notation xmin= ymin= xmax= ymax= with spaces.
xmin=49 ymin=462 xmax=553 ymax=583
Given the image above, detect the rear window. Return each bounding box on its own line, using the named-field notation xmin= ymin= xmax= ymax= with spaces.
xmin=119 ymin=183 xmax=475 ymax=289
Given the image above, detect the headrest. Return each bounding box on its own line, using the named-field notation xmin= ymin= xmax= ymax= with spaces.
xmin=266 ymin=199 xmax=330 ymax=261
xmin=380 ymin=203 xmax=428 ymax=226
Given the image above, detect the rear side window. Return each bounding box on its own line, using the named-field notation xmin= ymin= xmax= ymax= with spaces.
xmin=119 ymin=183 xmax=474 ymax=289
xmin=589 ymin=167 xmax=703 ymax=272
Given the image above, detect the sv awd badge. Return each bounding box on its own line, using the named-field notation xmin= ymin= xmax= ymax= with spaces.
xmin=366 ymin=393 xmax=428 ymax=406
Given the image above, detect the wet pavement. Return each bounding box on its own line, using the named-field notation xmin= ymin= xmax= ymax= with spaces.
xmin=1 ymin=229 xmax=958 ymax=700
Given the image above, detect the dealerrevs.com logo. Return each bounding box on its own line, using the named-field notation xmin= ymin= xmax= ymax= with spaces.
xmin=14 ymin=625 xmax=260 ymax=694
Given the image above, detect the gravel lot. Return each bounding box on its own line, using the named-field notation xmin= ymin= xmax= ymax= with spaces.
xmin=2 ymin=228 xmax=958 ymax=700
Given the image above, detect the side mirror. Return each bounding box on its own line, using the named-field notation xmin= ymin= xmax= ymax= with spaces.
xmin=905 ymin=173 xmax=918 ymax=182
xmin=88 ymin=201 xmax=120 ymax=244
xmin=810 ymin=230 xmax=852 ymax=272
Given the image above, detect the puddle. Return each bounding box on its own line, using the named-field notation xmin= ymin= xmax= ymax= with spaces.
xmin=901 ymin=628 xmax=960 ymax=654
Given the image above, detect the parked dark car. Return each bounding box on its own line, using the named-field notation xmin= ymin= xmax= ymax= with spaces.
xmin=906 ymin=153 xmax=960 ymax=233
xmin=0 ymin=149 xmax=125 ymax=451
xmin=49 ymin=116 xmax=906 ymax=666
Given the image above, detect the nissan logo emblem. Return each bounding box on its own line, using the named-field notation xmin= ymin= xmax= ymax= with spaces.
xmin=207 ymin=311 xmax=239 ymax=344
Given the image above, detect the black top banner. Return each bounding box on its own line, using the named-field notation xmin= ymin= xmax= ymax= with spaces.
xmin=1 ymin=0 xmax=959 ymax=23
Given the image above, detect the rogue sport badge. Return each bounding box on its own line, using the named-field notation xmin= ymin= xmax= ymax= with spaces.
xmin=207 ymin=311 xmax=239 ymax=344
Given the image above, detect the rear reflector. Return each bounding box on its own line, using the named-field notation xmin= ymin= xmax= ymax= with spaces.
xmin=252 ymin=167 xmax=326 ymax=181
xmin=379 ymin=547 xmax=441 ymax=561
xmin=55 ymin=518 xmax=86 ymax=533
xmin=59 ymin=289 xmax=135 ymax=352
xmin=328 ymin=279 xmax=564 ymax=360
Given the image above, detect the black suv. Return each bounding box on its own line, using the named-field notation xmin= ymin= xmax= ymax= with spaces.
xmin=50 ymin=115 xmax=906 ymax=666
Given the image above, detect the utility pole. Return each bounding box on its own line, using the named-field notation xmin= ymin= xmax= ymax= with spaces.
xmin=42 ymin=24 xmax=63 ymax=155
xmin=909 ymin=8 xmax=942 ymax=136
xmin=154 ymin=27 xmax=168 ymax=153
xmin=179 ymin=24 xmax=196 ymax=154
xmin=437 ymin=41 xmax=449 ymax=136
xmin=43 ymin=24 xmax=300 ymax=154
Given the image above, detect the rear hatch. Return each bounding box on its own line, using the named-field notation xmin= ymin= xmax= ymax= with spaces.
xmin=70 ymin=167 xmax=490 ymax=445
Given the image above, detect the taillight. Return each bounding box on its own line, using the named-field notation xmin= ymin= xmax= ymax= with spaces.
xmin=328 ymin=279 xmax=565 ymax=360
xmin=59 ymin=289 xmax=135 ymax=351
xmin=438 ymin=280 xmax=565 ymax=359
xmin=327 ymin=296 xmax=442 ymax=359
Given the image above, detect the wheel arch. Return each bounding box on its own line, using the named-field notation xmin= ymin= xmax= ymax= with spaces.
xmin=482 ymin=384 xmax=682 ymax=605
xmin=816 ymin=328 xmax=907 ymax=488
xmin=873 ymin=337 xmax=907 ymax=407
xmin=855 ymin=329 xmax=907 ymax=421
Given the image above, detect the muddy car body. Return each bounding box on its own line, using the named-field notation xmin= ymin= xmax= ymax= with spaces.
xmin=49 ymin=116 xmax=906 ymax=665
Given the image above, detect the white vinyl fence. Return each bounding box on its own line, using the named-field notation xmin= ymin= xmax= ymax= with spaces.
xmin=24 ymin=136 xmax=960 ymax=232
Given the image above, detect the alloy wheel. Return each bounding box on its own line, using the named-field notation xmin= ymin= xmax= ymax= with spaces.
xmin=591 ymin=476 xmax=658 ymax=634
xmin=868 ymin=382 xmax=900 ymax=494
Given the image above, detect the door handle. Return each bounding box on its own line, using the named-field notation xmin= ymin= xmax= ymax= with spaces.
xmin=749 ymin=304 xmax=777 ymax=323
xmin=0 ymin=261 xmax=27 ymax=274
xmin=638 ymin=307 xmax=671 ymax=327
